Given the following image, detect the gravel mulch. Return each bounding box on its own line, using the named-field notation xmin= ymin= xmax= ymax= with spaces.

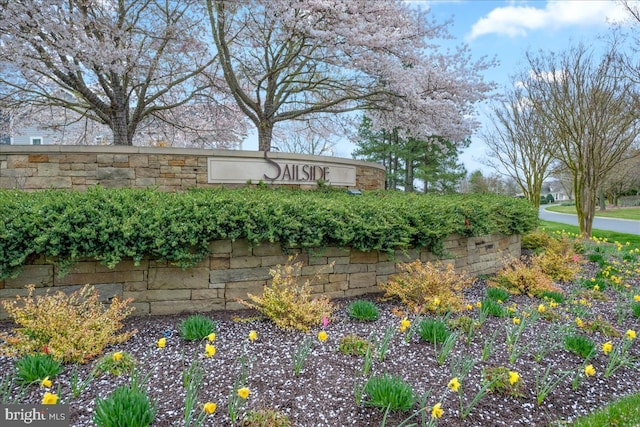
xmin=1 ymin=261 xmax=640 ymax=427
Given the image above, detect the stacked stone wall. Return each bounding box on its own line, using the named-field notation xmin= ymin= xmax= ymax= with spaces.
xmin=0 ymin=234 xmax=520 ymax=319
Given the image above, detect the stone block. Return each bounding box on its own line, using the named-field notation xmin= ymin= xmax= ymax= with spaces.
xmin=209 ymin=240 xmax=232 ymax=254
xmin=334 ymin=264 xmax=367 ymax=274
xmin=210 ymin=267 xmax=271 ymax=283
xmin=131 ymin=302 xmax=150 ymax=316
xmin=124 ymin=289 xmax=191 ymax=302
xmin=56 ymin=270 xmax=144 ymax=285
xmin=376 ymin=261 xmax=397 ymax=275
xmin=5 ymin=265 xmax=54 ymax=288
xmin=232 ymin=240 xmax=251 ymax=256
xmin=301 ymin=264 xmax=333 ymax=276
xmin=224 ymin=280 xmax=266 ymax=300
xmin=97 ymin=154 xmax=114 ymax=164
xmin=97 ymin=167 xmax=135 ymax=180
xmin=394 ymin=249 xmax=420 ymax=263
xmin=308 ymin=256 xmax=327 ymax=266
xmin=147 ymin=267 xmax=209 ymax=290
xmin=28 ymin=154 xmax=48 ymax=163
xmin=150 ymin=299 xmax=225 ymax=315
xmin=260 ymin=255 xmax=292 ymax=267
xmin=192 ymin=289 xmax=225 ymax=300
xmin=252 ymin=242 xmax=282 ymax=257
xmin=124 ymin=282 xmax=148 ymax=292
xmin=130 ymin=156 xmax=149 ymax=167
xmin=24 ymin=176 xmax=72 ymax=189
xmin=350 ymin=250 xmax=378 ymax=264
xmin=114 ymin=154 xmax=129 ymax=163
xmin=210 ymin=256 xmax=230 ymax=270
xmin=37 ymin=163 xmax=60 ymax=176
xmin=7 ymin=155 xmax=29 ymax=168
xmin=324 ymin=281 xmax=348 ymax=293
xmin=349 ymin=272 xmax=377 ymax=289
xmin=231 ymin=257 xmax=262 ymax=269
xmin=328 ymin=256 xmax=350 ymax=265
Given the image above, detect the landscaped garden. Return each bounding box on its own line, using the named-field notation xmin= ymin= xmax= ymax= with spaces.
xmin=0 ymin=188 xmax=639 ymax=426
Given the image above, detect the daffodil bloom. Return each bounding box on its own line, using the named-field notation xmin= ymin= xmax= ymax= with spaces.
xmin=431 ymin=402 xmax=443 ymax=419
xmin=466 ymin=304 xmax=473 ymax=311
xmin=40 ymin=377 xmax=52 ymax=388
xmin=203 ymin=402 xmax=217 ymax=414
xmin=237 ymin=387 xmax=250 ymax=399
xmin=635 ymin=295 xmax=640 ymax=302
xmin=112 ymin=351 xmax=123 ymax=362
xmin=575 ymin=318 xmax=583 ymax=328
xmin=399 ymin=318 xmax=411 ymax=332
xmin=602 ymin=341 xmax=613 ymax=355
xmin=626 ymin=329 xmax=636 ymax=340
xmin=584 ymin=364 xmax=595 ymax=377
xmin=508 ymin=371 xmax=520 ymax=385
xmin=207 ymin=333 xmax=216 ymax=342
xmin=248 ymin=330 xmax=258 ymax=341
xmin=205 ymin=344 xmax=216 ymax=358
xmin=318 ymin=331 xmax=328 ymax=342
xmin=447 ymin=377 xmax=460 ymax=392
xmin=537 ymin=304 xmax=546 ymax=313
xmin=157 ymin=337 xmax=166 ymax=348
xmin=512 ymin=317 xmax=520 ymax=325
xmin=549 ymin=301 xmax=558 ymax=308
xmin=42 ymin=392 xmax=58 ymax=405
xmin=593 ymin=285 xmax=600 ymax=291
xmin=433 ymin=297 xmax=441 ymax=306
xmin=476 ymin=301 xmax=482 ymax=308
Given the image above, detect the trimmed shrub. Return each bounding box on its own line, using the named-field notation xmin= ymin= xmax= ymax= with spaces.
xmin=489 ymin=257 xmax=563 ymax=298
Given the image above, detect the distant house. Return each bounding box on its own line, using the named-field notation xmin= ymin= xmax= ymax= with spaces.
xmin=542 ymin=180 xmax=570 ymax=202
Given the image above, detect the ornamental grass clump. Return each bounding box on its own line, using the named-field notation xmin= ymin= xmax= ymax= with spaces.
xmin=94 ymin=351 xmax=136 ymax=376
xmin=363 ymin=373 xmax=415 ymax=412
xmin=179 ymin=314 xmax=217 ymax=341
xmin=238 ymin=257 xmax=333 ymax=332
xmin=417 ymin=318 xmax=451 ymax=345
xmin=382 ymin=260 xmax=471 ymax=313
xmin=15 ymin=353 xmax=62 ymax=385
xmin=486 ymin=287 xmax=510 ymax=303
xmin=0 ymin=284 xmax=136 ymax=364
xmin=241 ymin=408 xmax=291 ymax=427
xmin=93 ymin=372 xmax=156 ymax=427
xmin=564 ymin=334 xmax=596 ymax=359
xmin=347 ymin=300 xmax=380 ymax=321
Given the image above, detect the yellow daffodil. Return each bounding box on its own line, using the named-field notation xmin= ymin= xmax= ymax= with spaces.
xmin=433 ymin=297 xmax=441 ymax=306
xmin=466 ymin=304 xmax=473 ymax=311
xmin=537 ymin=304 xmax=546 ymax=314
xmin=549 ymin=301 xmax=558 ymax=308
xmin=237 ymin=387 xmax=250 ymax=399
xmin=593 ymin=285 xmax=600 ymax=291
xmin=248 ymin=330 xmax=258 ymax=341
xmin=512 ymin=317 xmax=521 ymax=325
xmin=602 ymin=341 xmax=613 ymax=355
xmin=575 ymin=318 xmax=583 ymax=328
xmin=635 ymin=295 xmax=640 ymax=302
xmin=205 ymin=343 xmax=216 ymax=358
xmin=203 ymin=402 xmax=217 ymax=414
xmin=42 ymin=392 xmax=58 ymax=405
xmin=40 ymin=377 xmax=52 ymax=388
xmin=476 ymin=301 xmax=482 ymax=308
xmin=399 ymin=318 xmax=411 ymax=332
xmin=508 ymin=371 xmax=520 ymax=385
xmin=112 ymin=351 xmax=123 ymax=362
xmin=207 ymin=333 xmax=216 ymax=342
xmin=157 ymin=337 xmax=166 ymax=348
xmin=431 ymin=402 xmax=443 ymax=419
xmin=626 ymin=329 xmax=636 ymax=340
xmin=584 ymin=364 xmax=595 ymax=377
xmin=447 ymin=377 xmax=460 ymax=392
xmin=318 ymin=331 xmax=328 ymax=342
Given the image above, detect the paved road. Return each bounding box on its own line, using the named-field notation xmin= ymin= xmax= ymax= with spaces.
xmin=539 ymin=205 xmax=640 ymax=235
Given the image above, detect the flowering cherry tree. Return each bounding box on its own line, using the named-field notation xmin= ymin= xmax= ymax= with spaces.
xmin=0 ymin=0 xmax=243 ymax=146
xmin=207 ymin=0 xmax=495 ymax=151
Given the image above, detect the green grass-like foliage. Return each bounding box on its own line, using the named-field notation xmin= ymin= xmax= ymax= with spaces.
xmin=363 ymin=373 xmax=415 ymax=412
xmin=94 ymin=351 xmax=137 ymax=376
xmin=568 ymin=392 xmax=640 ymax=426
xmin=93 ymin=373 xmax=156 ymax=427
xmin=15 ymin=353 xmax=62 ymax=384
xmin=0 ymin=187 xmax=537 ymax=279
xmin=480 ymin=298 xmax=507 ymax=318
xmin=631 ymin=302 xmax=640 ymax=318
xmin=339 ymin=334 xmax=373 ymax=356
xmin=178 ymin=315 xmax=217 ymax=341
xmin=486 ymin=287 xmax=510 ymax=303
xmin=241 ymin=408 xmax=291 ymax=427
xmin=418 ymin=318 xmax=451 ymax=344
xmin=564 ymin=334 xmax=596 ymax=359
xmin=540 ymin=291 xmax=566 ymax=304
xmin=346 ymin=300 xmax=379 ymax=321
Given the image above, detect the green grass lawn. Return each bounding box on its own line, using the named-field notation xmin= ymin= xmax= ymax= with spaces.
xmin=538 ymin=220 xmax=640 ymax=248
xmin=545 ymin=205 xmax=640 ymax=220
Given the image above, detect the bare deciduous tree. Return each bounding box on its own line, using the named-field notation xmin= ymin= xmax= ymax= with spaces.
xmin=525 ymin=43 xmax=639 ymax=236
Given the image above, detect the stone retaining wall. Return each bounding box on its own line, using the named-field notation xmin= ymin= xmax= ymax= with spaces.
xmin=0 ymin=233 xmax=520 ymax=319
xmin=0 ymin=146 xmax=385 ymax=191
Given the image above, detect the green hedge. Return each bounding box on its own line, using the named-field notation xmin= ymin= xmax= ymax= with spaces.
xmin=0 ymin=187 xmax=537 ymax=279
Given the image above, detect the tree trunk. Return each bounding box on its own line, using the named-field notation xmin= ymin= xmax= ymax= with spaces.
xmin=405 ymin=159 xmax=414 ymax=192
xmin=258 ymin=121 xmax=273 ymax=152
xmin=111 ymin=110 xmax=132 ymax=145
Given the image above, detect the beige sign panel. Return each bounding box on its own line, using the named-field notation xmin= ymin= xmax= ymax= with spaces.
xmin=208 ymin=156 xmax=356 ymax=186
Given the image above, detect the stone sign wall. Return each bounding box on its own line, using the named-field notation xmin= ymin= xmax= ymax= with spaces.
xmin=0 ymin=233 xmax=521 ymax=319
xmin=0 ymin=146 xmax=385 ymax=191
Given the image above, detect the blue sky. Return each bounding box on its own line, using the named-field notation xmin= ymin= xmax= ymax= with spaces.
xmin=244 ymin=1 xmax=633 ymax=175
xmin=423 ymin=0 xmax=631 ymax=175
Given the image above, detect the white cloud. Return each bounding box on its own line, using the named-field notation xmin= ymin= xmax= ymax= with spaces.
xmin=469 ymin=1 xmax=630 ymax=40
